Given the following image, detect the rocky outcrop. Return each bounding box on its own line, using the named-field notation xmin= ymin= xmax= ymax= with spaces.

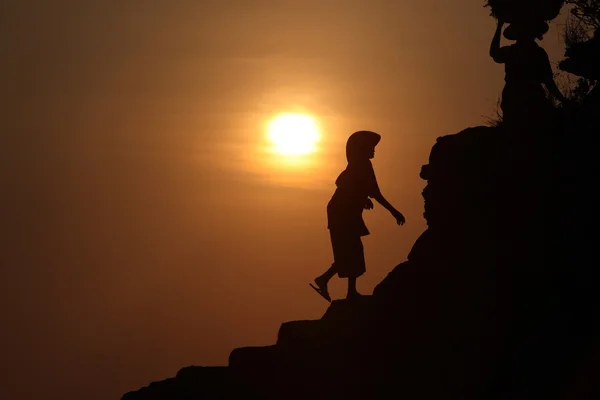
xmin=122 ymin=104 xmax=598 ymax=399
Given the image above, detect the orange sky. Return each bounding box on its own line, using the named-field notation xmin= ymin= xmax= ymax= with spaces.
xmin=1 ymin=1 xmax=572 ymax=399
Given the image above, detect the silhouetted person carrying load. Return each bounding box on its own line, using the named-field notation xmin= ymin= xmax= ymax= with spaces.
xmin=485 ymin=0 xmax=568 ymax=127
xmin=490 ymin=19 xmax=569 ymax=127
xmin=310 ymin=131 xmax=405 ymax=302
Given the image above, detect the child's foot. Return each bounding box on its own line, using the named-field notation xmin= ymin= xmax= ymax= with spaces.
xmin=310 ymin=277 xmax=331 ymax=302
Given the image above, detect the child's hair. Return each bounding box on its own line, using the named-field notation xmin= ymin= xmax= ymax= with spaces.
xmin=346 ymin=131 xmax=381 ymax=162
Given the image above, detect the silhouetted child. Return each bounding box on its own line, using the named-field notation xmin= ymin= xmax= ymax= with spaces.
xmin=310 ymin=131 xmax=405 ymax=302
xmin=490 ymin=19 xmax=568 ymax=127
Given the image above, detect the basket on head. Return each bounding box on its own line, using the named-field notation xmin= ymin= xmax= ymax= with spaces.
xmin=504 ymin=20 xmax=550 ymax=40
xmin=484 ymin=0 xmax=565 ymax=23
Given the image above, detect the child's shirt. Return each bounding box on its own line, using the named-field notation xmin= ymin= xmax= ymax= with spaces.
xmin=327 ymin=159 xmax=380 ymax=236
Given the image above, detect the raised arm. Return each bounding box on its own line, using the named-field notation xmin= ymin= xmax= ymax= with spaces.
xmin=490 ymin=20 xmax=506 ymax=63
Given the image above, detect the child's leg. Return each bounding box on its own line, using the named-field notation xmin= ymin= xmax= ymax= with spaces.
xmin=345 ymin=235 xmax=364 ymax=298
xmin=315 ymin=264 xmax=336 ymax=286
xmin=347 ymin=277 xmax=360 ymax=297
xmin=312 ymin=264 xmax=335 ymax=302
xmin=315 ymin=230 xmax=341 ymax=287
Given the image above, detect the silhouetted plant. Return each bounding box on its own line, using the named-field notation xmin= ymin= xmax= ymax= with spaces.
xmin=555 ymin=68 xmax=596 ymax=103
xmin=484 ymin=96 xmax=505 ymax=127
xmin=567 ymin=0 xmax=600 ymax=31
xmin=563 ymin=1 xmax=599 ymax=49
xmin=558 ymin=1 xmax=599 ymax=100
xmin=565 ymin=15 xmax=591 ymax=48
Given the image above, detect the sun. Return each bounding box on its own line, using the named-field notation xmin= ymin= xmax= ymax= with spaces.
xmin=267 ymin=113 xmax=320 ymax=156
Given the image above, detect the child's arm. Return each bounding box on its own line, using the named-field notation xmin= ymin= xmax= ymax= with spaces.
xmin=371 ymin=191 xmax=405 ymax=226
xmin=366 ymin=163 xmax=405 ymax=225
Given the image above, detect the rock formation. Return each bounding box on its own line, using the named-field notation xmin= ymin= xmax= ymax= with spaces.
xmin=122 ymin=4 xmax=599 ymax=395
xmin=122 ymin=102 xmax=598 ymax=398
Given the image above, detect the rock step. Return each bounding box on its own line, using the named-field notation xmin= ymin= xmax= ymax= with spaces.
xmin=121 ymin=378 xmax=178 ymax=400
xmin=175 ymin=366 xmax=229 ymax=380
xmin=276 ymin=320 xmax=326 ymax=348
xmin=276 ymin=319 xmax=375 ymax=354
xmin=121 ymin=367 xmax=232 ymax=400
xmin=276 ymin=297 xmax=380 ymax=349
xmin=320 ymin=296 xmax=377 ymax=323
xmin=229 ymin=345 xmax=279 ymax=370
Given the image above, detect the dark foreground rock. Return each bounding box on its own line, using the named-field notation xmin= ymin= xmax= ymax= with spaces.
xmin=123 ymin=106 xmax=599 ymax=399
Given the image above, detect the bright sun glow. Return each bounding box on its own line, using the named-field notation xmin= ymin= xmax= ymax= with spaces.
xmin=267 ymin=113 xmax=320 ymax=156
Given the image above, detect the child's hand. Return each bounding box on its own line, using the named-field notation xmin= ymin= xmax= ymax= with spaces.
xmin=364 ymin=198 xmax=374 ymax=210
xmin=393 ymin=210 xmax=406 ymax=226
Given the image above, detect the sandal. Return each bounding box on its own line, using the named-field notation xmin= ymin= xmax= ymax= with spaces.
xmin=309 ymin=282 xmax=332 ymax=303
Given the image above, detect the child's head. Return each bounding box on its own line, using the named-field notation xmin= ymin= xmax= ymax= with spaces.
xmin=346 ymin=131 xmax=381 ymax=162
